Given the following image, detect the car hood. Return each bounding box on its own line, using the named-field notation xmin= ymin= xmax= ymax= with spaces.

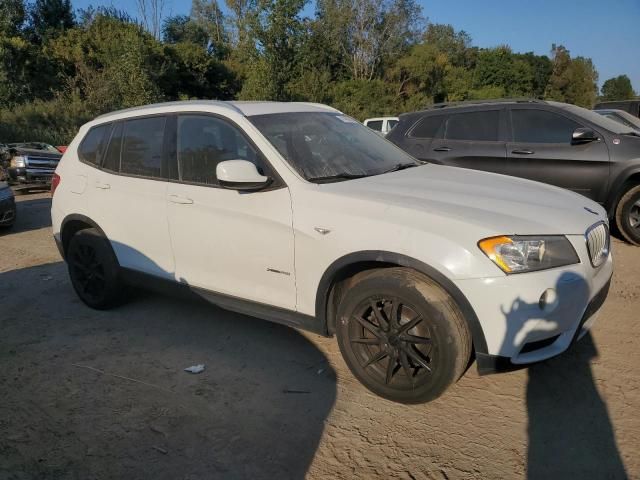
xmin=12 ymin=148 xmax=62 ymax=159
xmin=320 ymin=164 xmax=607 ymax=236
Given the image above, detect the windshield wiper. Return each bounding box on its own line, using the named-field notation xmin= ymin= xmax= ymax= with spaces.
xmin=379 ymin=162 xmax=420 ymax=174
xmin=307 ymin=172 xmax=369 ymax=183
xmin=624 ymin=131 xmax=640 ymax=137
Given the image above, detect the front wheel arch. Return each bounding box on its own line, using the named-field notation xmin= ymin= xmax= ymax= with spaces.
xmin=316 ymin=251 xmax=489 ymax=355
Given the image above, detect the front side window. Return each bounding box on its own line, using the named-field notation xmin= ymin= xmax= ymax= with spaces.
xmin=249 ymin=112 xmax=418 ymax=181
xmin=366 ymin=120 xmax=383 ymax=131
xmin=177 ymin=115 xmax=260 ymax=185
xmin=387 ymin=119 xmax=399 ymax=130
xmin=121 ymin=116 xmax=166 ymax=178
xmin=444 ymin=111 xmax=500 ymax=142
xmin=511 ymin=109 xmax=581 ymax=144
xmin=79 ymin=124 xmax=110 ymax=166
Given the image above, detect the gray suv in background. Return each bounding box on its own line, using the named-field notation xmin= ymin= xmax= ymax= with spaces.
xmin=388 ymin=99 xmax=640 ymax=245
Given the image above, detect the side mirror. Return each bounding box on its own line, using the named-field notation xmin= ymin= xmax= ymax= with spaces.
xmin=572 ymin=127 xmax=599 ymax=145
xmin=216 ymin=160 xmax=271 ymax=191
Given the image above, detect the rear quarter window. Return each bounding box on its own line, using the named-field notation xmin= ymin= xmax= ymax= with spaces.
xmin=78 ymin=124 xmax=110 ymax=166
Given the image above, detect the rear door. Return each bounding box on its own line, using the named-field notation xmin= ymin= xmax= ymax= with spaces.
xmin=87 ymin=115 xmax=175 ymax=278
xmin=506 ymin=107 xmax=610 ymax=202
xmin=427 ymin=108 xmax=508 ymax=175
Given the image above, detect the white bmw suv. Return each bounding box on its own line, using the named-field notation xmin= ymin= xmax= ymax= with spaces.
xmin=51 ymin=101 xmax=613 ymax=403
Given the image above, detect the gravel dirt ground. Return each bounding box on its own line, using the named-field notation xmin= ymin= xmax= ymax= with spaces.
xmin=0 ymin=191 xmax=638 ymax=480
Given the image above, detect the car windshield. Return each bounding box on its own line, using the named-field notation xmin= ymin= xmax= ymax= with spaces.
xmin=9 ymin=142 xmax=59 ymax=153
xmin=556 ymin=104 xmax=637 ymax=135
xmin=598 ymin=110 xmax=640 ymax=130
xmin=249 ymin=112 xmax=419 ymax=182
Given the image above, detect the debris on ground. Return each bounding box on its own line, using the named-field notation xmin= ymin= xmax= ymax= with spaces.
xmin=184 ymin=364 xmax=205 ymax=374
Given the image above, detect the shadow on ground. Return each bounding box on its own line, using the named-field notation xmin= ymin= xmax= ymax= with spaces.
xmin=527 ymin=332 xmax=627 ymax=479
xmin=0 ymin=262 xmax=336 ymax=479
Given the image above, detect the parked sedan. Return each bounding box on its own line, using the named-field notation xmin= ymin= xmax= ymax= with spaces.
xmin=0 ymin=181 xmax=16 ymax=228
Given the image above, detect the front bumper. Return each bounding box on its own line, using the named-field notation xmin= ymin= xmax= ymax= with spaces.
xmin=455 ymin=233 xmax=614 ymax=373
xmin=0 ymin=195 xmax=16 ymax=226
xmin=475 ymin=277 xmax=611 ymax=374
xmin=8 ymin=167 xmax=54 ymax=185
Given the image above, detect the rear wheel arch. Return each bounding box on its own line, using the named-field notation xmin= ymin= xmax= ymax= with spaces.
xmin=316 ymin=251 xmax=489 ymax=355
xmin=60 ymin=214 xmax=112 ymax=259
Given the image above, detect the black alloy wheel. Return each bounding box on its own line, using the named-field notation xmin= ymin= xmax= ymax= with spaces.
xmin=67 ymin=228 xmax=124 ymax=309
xmin=336 ymin=268 xmax=471 ymax=404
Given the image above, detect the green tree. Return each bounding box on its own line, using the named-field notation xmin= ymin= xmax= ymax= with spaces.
xmin=0 ymin=0 xmax=26 ymax=36
xmin=28 ymin=0 xmax=74 ymax=43
xmin=601 ymin=74 xmax=636 ymax=101
xmin=240 ymin=0 xmax=307 ymax=101
xmin=163 ymin=15 xmax=209 ymax=48
xmin=545 ymin=45 xmax=598 ymax=107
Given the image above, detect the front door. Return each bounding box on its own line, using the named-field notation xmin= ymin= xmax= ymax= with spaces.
xmin=165 ymin=114 xmax=296 ymax=310
xmin=506 ymin=108 xmax=610 ymax=202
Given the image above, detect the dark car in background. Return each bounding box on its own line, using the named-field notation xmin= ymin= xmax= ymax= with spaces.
xmin=0 ymin=181 xmax=16 ymax=228
xmin=595 ymin=109 xmax=640 ymax=132
xmin=6 ymin=142 xmax=62 ymax=188
xmin=595 ymin=100 xmax=640 ymax=118
xmin=387 ymin=99 xmax=640 ymax=245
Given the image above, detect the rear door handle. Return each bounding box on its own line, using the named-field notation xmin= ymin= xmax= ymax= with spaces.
xmin=168 ymin=194 xmax=194 ymax=205
xmin=433 ymin=146 xmax=451 ymax=152
xmin=95 ymin=181 xmax=110 ymax=190
xmin=511 ymin=149 xmax=535 ymax=155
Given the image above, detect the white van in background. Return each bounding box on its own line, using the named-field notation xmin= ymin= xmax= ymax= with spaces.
xmin=363 ymin=117 xmax=399 ymax=136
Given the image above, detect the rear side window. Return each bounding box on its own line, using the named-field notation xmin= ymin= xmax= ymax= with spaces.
xmin=511 ymin=109 xmax=580 ymax=144
xmin=366 ymin=120 xmax=383 ymax=131
xmin=387 ymin=119 xmax=398 ymax=130
xmin=78 ymin=124 xmax=110 ymax=166
xmin=121 ymin=116 xmax=166 ymax=178
xmin=102 ymin=122 xmax=123 ymax=172
xmin=444 ymin=111 xmax=500 ymax=141
xmin=410 ymin=115 xmax=444 ymax=138
xmin=177 ymin=115 xmax=260 ymax=185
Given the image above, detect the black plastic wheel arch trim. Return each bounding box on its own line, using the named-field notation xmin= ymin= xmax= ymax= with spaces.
xmin=59 ymin=214 xmax=113 ymax=260
xmin=316 ymin=250 xmax=489 ymax=355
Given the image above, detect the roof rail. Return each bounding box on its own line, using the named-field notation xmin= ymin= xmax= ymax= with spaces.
xmin=427 ymin=98 xmax=545 ymax=109
xmin=95 ymin=100 xmax=244 ymax=120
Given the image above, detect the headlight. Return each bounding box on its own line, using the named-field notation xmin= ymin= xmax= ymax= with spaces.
xmin=478 ymin=235 xmax=580 ymax=274
xmin=10 ymin=156 xmax=26 ymax=168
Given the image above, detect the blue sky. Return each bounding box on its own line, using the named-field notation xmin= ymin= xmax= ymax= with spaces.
xmin=72 ymin=0 xmax=640 ymax=92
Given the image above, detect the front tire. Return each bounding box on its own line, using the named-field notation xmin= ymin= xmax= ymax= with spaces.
xmin=336 ymin=268 xmax=471 ymax=404
xmin=615 ymin=184 xmax=640 ymax=246
xmin=67 ymin=228 xmax=124 ymax=309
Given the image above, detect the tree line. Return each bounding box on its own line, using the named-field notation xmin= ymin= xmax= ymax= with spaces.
xmin=0 ymin=0 xmax=637 ymax=144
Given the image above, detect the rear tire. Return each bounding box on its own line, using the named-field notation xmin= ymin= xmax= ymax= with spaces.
xmin=67 ymin=228 xmax=124 ymax=309
xmin=335 ymin=268 xmax=471 ymax=404
xmin=615 ymin=184 xmax=640 ymax=246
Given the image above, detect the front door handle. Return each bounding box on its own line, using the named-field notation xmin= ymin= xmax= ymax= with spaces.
xmin=512 ymin=149 xmax=535 ymax=155
xmin=433 ymin=146 xmax=451 ymax=152
xmin=168 ymin=194 xmax=194 ymax=205
xmin=95 ymin=181 xmax=110 ymax=190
